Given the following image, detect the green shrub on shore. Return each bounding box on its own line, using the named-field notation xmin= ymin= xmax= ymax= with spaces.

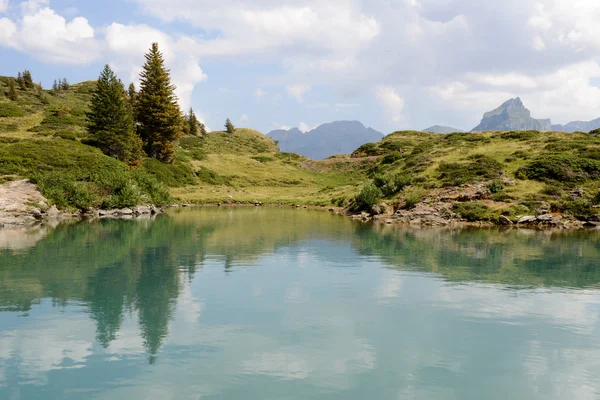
xmin=401 ymin=187 xmax=428 ymax=210
xmin=355 ymin=183 xmax=382 ymax=210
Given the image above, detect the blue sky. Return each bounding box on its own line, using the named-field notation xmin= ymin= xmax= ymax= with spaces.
xmin=2 ymin=0 xmax=600 ymax=134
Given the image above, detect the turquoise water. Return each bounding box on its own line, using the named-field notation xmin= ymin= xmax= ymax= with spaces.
xmin=1 ymin=208 xmax=600 ymax=399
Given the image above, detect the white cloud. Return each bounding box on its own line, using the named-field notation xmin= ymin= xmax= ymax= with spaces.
xmin=376 ymin=86 xmax=404 ymax=123
xmin=0 ymin=0 xmax=9 ymax=14
xmin=298 ymin=122 xmax=310 ymax=133
xmin=286 ymin=84 xmax=311 ymax=103
xmin=104 ymin=23 xmax=207 ymax=110
xmin=239 ymin=114 xmax=249 ymax=124
xmin=0 ymin=4 xmax=97 ymax=64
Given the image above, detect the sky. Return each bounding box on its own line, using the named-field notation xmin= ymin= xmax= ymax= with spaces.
xmin=2 ymin=0 xmax=600 ymax=134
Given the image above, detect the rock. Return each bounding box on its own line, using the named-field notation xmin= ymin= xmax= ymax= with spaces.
xmin=31 ymin=209 xmax=43 ymax=220
xmin=518 ymin=216 xmax=537 ymax=224
xmin=472 ymin=97 xmax=552 ymax=132
xmin=584 ymin=221 xmax=600 ymax=227
xmin=150 ymin=206 xmax=161 ymax=215
xmin=536 ymin=214 xmax=554 ymax=222
xmin=98 ymin=209 xmax=113 ymax=216
xmin=134 ymin=206 xmax=152 ymax=215
xmin=385 ymin=219 xmax=394 ymax=224
xmin=370 ymin=205 xmax=384 ymax=216
xmin=587 ymin=214 xmax=600 ymax=222
xmin=115 ymin=208 xmax=134 ymax=216
xmin=570 ymin=188 xmax=585 ymax=199
xmin=46 ymin=206 xmax=60 ymax=219
xmin=498 ymin=215 xmax=513 ymax=225
xmin=328 ymin=208 xmax=335 ymax=212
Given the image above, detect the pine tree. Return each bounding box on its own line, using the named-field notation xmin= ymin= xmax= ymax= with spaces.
xmin=136 ymin=42 xmax=182 ymax=162
xmin=127 ymin=83 xmax=137 ymax=111
xmin=61 ymin=78 xmax=70 ymax=91
xmin=23 ymin=70 xmax=33 ymax=88
xmin=199 ymin=121 xmax=207 ymax=137
xmin=17 ymin=72 xmax=26 ymax=90
xmin=87 ymin=64 xmax=143 ymax=167
xmin=187 ymin=108 xmax=199 ymax=136
xmin=52 ymin=80 xmax=59 ymax=92
xmin=8 ymin=79 xmax=18 ymax=101
xmin=225 ymin=118 xmax=235 ymax=134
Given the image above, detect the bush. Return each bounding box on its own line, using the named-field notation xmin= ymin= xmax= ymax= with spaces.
xmin=516 ymin=155 xmax=600 ymax=183
xmin=0 ymin=102 xmax=25 ymax=117
xmin=352 ymin=142 xmax=381 ymax=157
xmin=196 ymin=166 xmax=231 ymax=186
xmin=401 ymin=187 xmax=428 ymax=210
xmin=142 ymin=158 xmax=197 ymax=187
xmin=355 ymin=183 xmax=382 ymax=210
xmin=500 ymin=130 xmax=540 ymax=141
xmin=372 ymin=172 xmax=413 ymax=197
xmin=453 ymin=202 xmax=493 ymax=222
xmin=550 ymin=199 xmax=595 ymax=219
xmin=380 ymin=152 xmax=402 ymax=165
xmin=34 ymin=172 xmax=93 ymax=210
xmin=488 ymin=180 xmax=504 ymax=193
xmin=437 ymin=155 xmax=503 ymax=186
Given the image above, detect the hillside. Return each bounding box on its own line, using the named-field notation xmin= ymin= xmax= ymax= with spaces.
xmin=267 ymin=121 xmax=384 ymax=159
xmin=423 ymin=125 xmax=464 ymax=134
xmin=2 ymin=74 xmax=600 ymax=225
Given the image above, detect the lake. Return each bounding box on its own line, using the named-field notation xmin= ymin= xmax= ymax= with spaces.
xmin=1 ymin=207 xmax=600 ymax=399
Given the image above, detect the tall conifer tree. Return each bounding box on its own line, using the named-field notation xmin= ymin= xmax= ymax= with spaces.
xmin=87 ymin=65 xmax=143 ymax=167
xmin=8 ymin=79 xmax=18 ymax=101
xmin=187 ymin=108 xmax=199 ymax=136
xmin=23 ymin=70 xmax=33 ymax=88
xmin=17 ymin=72 xmax=26 ymax=90
xmin=136 ymin=42 xmax=182 ymax=162
xmin=127 ymin=83 xmax=137 ymax=111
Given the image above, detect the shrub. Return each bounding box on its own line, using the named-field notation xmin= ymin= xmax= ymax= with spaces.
xmin=355 ymin=183 xmax=382 ymax=210
xmin=34 ymin=172 xmax=93 ymax=210
xmin=550 ymin=199 xmax=595 ymax=219
xmin=196 ymin=166 xmax=231 ymax=186
xmin=141 ymin=158 xmax=197 ymax=187
xmin=500 ymin=130 xmax=540 ymax=141
xmin=0 ymin=102 xmax=25 ymax=118
xmin=437 ymin=155 xmax=503 ymax=186
xmin=380 ymin=152 xmax=402 ymax=165
xmin=401 ymin=187 xmax=428 ymax=209
xmin=488 ymin=180 xmax=504 ymax=193
xmin=516 ymin=155 xmax=600 ymax=183
xmin=453 ymin=202 xmax=493 ymax=222
xmin=352 ymin=142 xmax=381 ymax=157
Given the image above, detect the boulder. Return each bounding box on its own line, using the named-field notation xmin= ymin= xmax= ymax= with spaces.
xmin=115 ymin=208 xmax=134 ymax=216
xmin=518 ymin=216 xmax=537 ymax=224
xmin=498 ymin=215 xmax=513 ymax=225
xmin=134 ymin=206 xmax=152 ymax=215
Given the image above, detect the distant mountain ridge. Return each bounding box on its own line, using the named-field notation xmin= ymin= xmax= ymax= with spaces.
xmin=267 ymin=121 xmax=384 ymax=160
xmin=552 ymin=118 xmax=600 ymax=133
xmin=471 ymin=97 xmax=552 ymax=132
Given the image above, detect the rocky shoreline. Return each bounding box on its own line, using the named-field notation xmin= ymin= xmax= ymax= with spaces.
xmin=2 ymin=179 xmax=599 ymax=231
xmin=0 ymin=180 xmax=165 ymax=229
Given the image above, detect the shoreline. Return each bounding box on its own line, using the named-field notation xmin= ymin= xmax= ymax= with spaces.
xmin=1 ymin=179 xmax=598 ymax=231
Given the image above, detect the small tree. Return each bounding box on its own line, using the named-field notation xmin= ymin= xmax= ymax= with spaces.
xmin=52 ymin=80 xmax=59 ymax=92
xmin=199 ymin=121 xmax=207 ymax=136
xmin=136 ymin=42 xmax=182 ymax=162
xmin=225 ymin=118 xmax=235 ymax=134
xmin=23 ymin=70 xmax=34 ymax=88
xmin=60 ymin=78 xmax=70 ymax=91
xmin=8 ymin=79 xmax=18 ymax=101
xmin=187 ymin=108 xmax=200 ymax=136
xmin=127 ymin=83 xmax=137 ymax=111
xmin=87 ymin=64 xmax=143 ymax=167
xmin=17 ymin=72 xmax=26 ymax=90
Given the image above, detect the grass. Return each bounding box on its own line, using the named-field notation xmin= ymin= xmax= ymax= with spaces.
xmin=2 ymin=73 xmax=600 ymax=219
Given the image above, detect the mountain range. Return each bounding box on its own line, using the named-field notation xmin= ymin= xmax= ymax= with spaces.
xmin=267 ymin=121 xmax=383 ymax=160
xmin=267 ymin=99 xmax=600 ymax=160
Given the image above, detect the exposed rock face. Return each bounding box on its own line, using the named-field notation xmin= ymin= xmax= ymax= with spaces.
xmin=267 ymin=121 xmax=384 ymax=160
xmin=423 ymin=125 xmax=464 ymax=134
xmin=471 ymin=98 xmax=552 ymax=132
xmin=0 ymin=180 xmax=53 ymax=228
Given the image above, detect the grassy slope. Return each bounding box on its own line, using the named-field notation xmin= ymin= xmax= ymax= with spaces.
xmin=2 ymin=74 xmax=599 ymax=218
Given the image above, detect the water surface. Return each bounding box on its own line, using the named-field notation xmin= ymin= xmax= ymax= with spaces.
xmin=1 ymin=208 xmax=600 ymax=399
